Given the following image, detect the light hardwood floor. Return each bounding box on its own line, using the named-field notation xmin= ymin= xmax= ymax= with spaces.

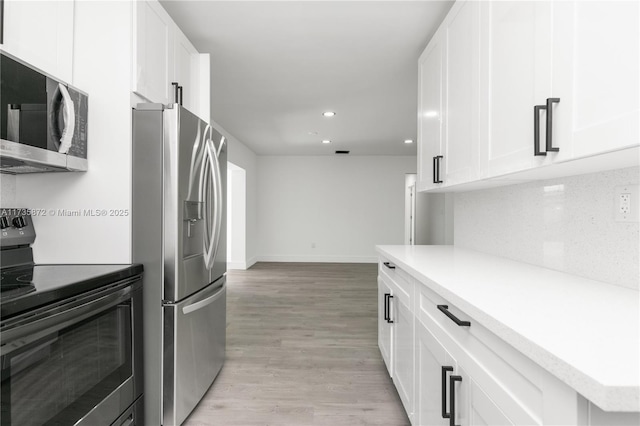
xmin=184 ymin=262 xmax=410 ymax=426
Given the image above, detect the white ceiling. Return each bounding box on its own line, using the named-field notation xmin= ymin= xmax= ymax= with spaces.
xmin=160 ymin=1 xmax=453 ymax=156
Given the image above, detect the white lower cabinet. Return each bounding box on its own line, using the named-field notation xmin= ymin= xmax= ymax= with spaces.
xmin=416 ymin=320 xmax=451 ymax=426
xmin=377 ymin=276 xmax=393 ymax=374
xmin=378 ymin=255 xmax=639 ymax=425
xmin=458 ymin=370 xmax=513 ymax=426
xmin=415 ymin=316 xmax=527 ymax=426
xmin=392 ymin=284 xmax=415 ymax=421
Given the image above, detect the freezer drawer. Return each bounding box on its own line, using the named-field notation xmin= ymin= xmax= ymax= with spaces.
xmin=163 ymin=278 xmax=226 ymax=426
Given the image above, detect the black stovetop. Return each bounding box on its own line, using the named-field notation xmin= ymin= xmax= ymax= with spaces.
xmin=0 ymin=263 xmax=144 ymax=318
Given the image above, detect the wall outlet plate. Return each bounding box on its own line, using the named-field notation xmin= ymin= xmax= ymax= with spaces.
xmin=615 ymin=185 xmax=639 ymax=222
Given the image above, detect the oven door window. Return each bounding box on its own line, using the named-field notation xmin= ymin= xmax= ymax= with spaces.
xmin=0 ymin=302 xmax=133 ymax=426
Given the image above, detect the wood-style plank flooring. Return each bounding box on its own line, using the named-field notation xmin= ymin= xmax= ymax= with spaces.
xmin=184 ymin=262 xmax=409 ymax=426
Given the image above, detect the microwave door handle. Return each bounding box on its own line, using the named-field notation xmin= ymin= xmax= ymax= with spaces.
xmin=57 ymin=83 xmax=75 ymax=154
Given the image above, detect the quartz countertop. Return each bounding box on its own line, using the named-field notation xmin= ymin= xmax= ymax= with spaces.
xmin=376 ymin=245 xmax=639 ymax=412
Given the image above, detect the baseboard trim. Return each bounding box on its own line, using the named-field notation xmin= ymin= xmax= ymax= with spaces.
xmin=227 ymin=261 xmax=247 ymax=270
xmin=246 ymin=256 xmax=258 ymax=269
xmin=256 ymin=255 xmax=377 ymax=264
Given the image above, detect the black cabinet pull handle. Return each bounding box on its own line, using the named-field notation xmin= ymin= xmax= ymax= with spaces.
xmin=534 ymin=104 xmax=547 ymax=156
xmin=449 ymin=375 xmax=462 ymax=426
xmin=545 ymin=97 xmax=560 ymax=152
xmin=387 ymin=295 xmax=394 ymax=323
xmin=384 ymin=293 xmax=390 ymax=321
xmin=441 ymin=366 xmax=454 ymax=419
xmin=383 ymin=262 xmax=395 ymax=270
xmin=437 ymin=305 xmax=471 ymax=327
xmin=178 ymin=86 xmax=184 ymax=106
xmin=434 ymin=155 xmax=443 ymax=183
xmin=172 ymin=82 xmax=179 ymax=104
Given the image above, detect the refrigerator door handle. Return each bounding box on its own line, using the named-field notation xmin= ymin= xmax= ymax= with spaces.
xmin=200 ymin=140 xmax=215 ymax=269
xmin=210 ymin=137 xmax=223 ymax=268
xmin=216 ymin=135 xmax=226 ymax=157
xmin=181 ymin=283 xmax=226 ymax=315
xmin=187 ymin=124 xmax=204 ymax=201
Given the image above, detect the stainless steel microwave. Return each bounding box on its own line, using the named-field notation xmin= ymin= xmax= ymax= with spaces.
xmin=0 ymin=51 xmax=88 ymax=173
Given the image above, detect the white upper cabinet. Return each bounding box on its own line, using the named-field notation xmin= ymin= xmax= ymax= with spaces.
xmin=418 ymin=0 xmax=639 ymax=192
xmin=481 ymin=1 xmax=554 ymax=176
xmin=134 ymin=0 xmax=174 ymax=105
xmin=1 ymin=0 xmax=74 ymax=83
xmin=173 ymin=28 xmax=199 ymax=115
xmin=417 ymin=28 xmax=445 ymax=191
xmin=553 ymin=1 xmax=639 ymax=160
xmin=133 ymin=0 xmax=209 ymax=120
xmin=444 ymin=0 xmax=482 ymax=185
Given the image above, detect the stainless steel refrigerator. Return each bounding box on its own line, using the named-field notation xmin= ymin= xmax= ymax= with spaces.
xmin=132 ymin=103 xmax=227 ymax=426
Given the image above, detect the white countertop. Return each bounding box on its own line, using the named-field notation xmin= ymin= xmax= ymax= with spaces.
xmin=376 ymin=245 xmax=640 ymax=412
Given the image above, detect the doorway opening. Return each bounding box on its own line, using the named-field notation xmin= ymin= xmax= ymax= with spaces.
xmin=227 ymin=162 xmax=247 ymax=269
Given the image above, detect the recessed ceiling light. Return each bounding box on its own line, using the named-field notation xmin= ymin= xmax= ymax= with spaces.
xmin=423 ymin=111 xmax=438 ymax=118
xmin=404 ymin=139 xmax=414 ymax=144
xmin=322 ymin=112 xmax=336 ymax=117
xmin=322 ymin=140 xmax=331 ymax=144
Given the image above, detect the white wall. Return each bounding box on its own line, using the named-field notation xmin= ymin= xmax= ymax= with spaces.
xmin=227 ymin=162 xmax=247 ymax=269
xmin=257 ymin=156 xmax=416 ymax=262
xmin=454 ymin=167 xmax=639 ymax=290
xmin=225 ymin=134 xmax=259 ymax=268
xmin=1 ymin=175 xmax=16 ymax=207
xmin=15 ymin=1 xmax=133 ymax=263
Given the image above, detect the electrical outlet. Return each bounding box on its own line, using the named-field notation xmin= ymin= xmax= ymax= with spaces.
xmin=619 ymin=194 xmax=630 ymax=214
xmin=615 ymin=185 xmax=639 ymax=222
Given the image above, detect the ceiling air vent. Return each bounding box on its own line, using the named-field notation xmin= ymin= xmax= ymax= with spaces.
xmin=335 ymin=150 xmax=350 ymax=155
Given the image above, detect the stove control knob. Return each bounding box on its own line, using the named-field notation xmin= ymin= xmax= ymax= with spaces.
xmin=0 ymin=216 xmax=9 ymax=229
xmin=12 ymin=216 xmax=27 ymax=229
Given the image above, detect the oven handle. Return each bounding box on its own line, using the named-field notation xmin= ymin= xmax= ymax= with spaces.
xmin=0 ymin=285 xmax=134 ymax=357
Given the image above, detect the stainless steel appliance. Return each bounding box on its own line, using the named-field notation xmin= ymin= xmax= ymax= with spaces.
xmin=0 ymin=209 xmax=144 ymax=426
xmin=132 ymin=103 xmax=227 ymax=426
xmin=0 ymin=51 xmax=88 ymax=173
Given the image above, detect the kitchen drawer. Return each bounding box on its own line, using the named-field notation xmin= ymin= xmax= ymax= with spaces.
xmin=379 ymin=258 xmax=414 ymax=313
xmin=417 ymin=282 xmax=577 ymax=425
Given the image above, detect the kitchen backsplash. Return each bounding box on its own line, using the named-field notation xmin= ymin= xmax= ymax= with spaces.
xmin=0 ymin=175 xmax=16 ymax=206
xmin=454 ymin=167 xmax=639 ymax=290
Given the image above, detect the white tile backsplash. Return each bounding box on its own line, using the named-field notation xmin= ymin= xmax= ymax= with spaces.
xmin=0 ymin=175 xmax=16 ymax=206
xmin=454 ymin=167 xmax=640 ymax=290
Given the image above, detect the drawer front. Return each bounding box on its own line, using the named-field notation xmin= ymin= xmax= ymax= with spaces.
xmin=379 ymin=257 xmax=414 ymax=312
xmin=417 ymin=283 xmax=550 ymax=425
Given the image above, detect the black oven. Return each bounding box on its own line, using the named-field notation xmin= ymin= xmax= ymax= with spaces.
xmin=0 ymin=277 xmax=143 ymax=426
